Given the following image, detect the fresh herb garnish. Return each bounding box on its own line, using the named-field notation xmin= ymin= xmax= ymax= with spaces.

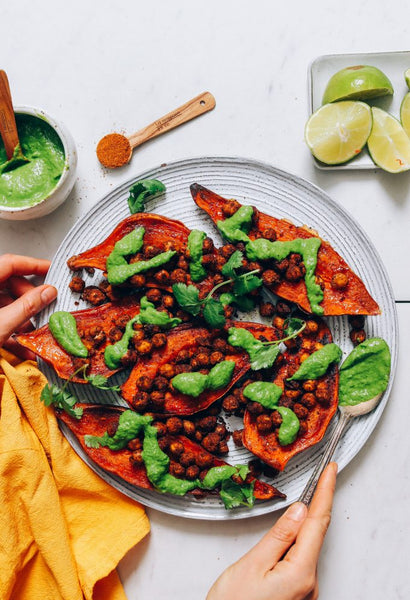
xmin=172 ymin=259 xmax=262 ymax=328
xmin=40 ymin=383 xmax=83 ymax=419
xmin=85 ymin=374 xmax=121 ymax=391
xmin=228 ymin=318 xmax=306 ymax=370
xmin=127 ymin=179 xmax=166 ymax=214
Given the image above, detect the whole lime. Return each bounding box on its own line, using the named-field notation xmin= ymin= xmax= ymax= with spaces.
xmin=322 ymin=65 xmax=393 ymax=104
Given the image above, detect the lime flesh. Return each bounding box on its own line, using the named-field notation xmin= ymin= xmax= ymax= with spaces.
xmin=322 ymin=65 xmax=394 ymax=104
xmin=368 ymin=107 xmax=410 ymax=173
xmin=404 ymin=68 xmax=410 ymax=90
xmin=305 ymin=101 xmax=372 ymax=165
xmin=400 ymin=92 xmax=410 ymax=138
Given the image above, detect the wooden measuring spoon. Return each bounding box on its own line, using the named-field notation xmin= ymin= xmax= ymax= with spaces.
xmin=96 ymin=91 xmax=216 ymax=168
xmin=0 ymin=70 xmax=28 ymax=163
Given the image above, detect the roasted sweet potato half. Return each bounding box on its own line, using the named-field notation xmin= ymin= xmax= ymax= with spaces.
xmin=191 ymin=183 xmax=380 ymax=316
xmin=59 ymin=404 xmax=285 ymax=501
xmin=121 ymin=321 xmax=280 ymax=416
xmin=16 ymin=297 xmax=141 ymax=382
xmin=243 ymin=316 xmax=339 ymax=471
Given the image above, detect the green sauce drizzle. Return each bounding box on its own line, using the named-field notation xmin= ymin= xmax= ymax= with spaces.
xmin=276 ymin=407 xmax=300 ymax=446
xmin=288 ymin=343 xmax=342 ymax=381
xmin=106 ymin=227 xmax=176 ymax=285
xmin=339 ymin=338 xmax=391 ymax=406
xmin=243 ymin=381 xmax=282 ymax=409
xmin=246 ymin=237 xmax=323 ymax=314
xmin=171 ymin=360 xmax=235 ymax=397
xmin=49 ymin=311 xmax=88 ymax=358
xmin=187 ymin=229 xmax=207 ymax=282
xmin=104 ymin=296 xmax=181 ymax=369
xmin=217 ymin=205 xmax=254 ymax=243
xmin=85 ymin=410 xmax=254 ymax=508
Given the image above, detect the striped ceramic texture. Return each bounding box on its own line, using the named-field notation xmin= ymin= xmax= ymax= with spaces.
xmin=38 ymin=156 xmax=398 ymax=520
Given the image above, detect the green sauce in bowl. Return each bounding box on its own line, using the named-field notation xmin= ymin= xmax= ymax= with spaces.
xmin=0 ymin=113 xmax=66 ymax=208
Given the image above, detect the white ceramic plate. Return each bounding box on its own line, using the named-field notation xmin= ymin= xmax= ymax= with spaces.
xmin=38 ymin=156 xmax=398 ymax=519
xmin=308 ymin=50 xmax=410 ymax=170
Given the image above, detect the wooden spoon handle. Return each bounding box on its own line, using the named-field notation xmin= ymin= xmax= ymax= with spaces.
xmin=128 ymin=91 xmax=216 ymax=149
xmin=0 ymin=70 xmax=20 ymax=159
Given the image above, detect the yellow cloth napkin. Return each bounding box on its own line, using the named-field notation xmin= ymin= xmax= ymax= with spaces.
xmin=0 ymin=350 xmax=150 ymax=600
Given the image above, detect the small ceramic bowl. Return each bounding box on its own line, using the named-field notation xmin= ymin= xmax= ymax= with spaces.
xmin=0 ymin=105 xmax=77 ymax=221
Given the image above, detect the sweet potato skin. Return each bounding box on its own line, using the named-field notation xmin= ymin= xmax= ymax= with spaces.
xmin=59 ymin=404 xmax=285 ymax=501
xmin=16 ymin=297 xmax=141 ymax=382
xmin=191 ymin=183 xmax=380 ymax=316
xmin=121 ymin=321 xmax=280 ymax=416
xmin=243 ymin=316 xmax=339 ymax=471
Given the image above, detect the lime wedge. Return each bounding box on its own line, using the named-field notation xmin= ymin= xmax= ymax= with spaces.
xmin=305 ymin=101 xmax=372 ymax=165
xmin=367 ymin=107 xmax=410 ymax=173
xmin=404 ymin=68 xmax=410 ymax=89
xmin=400 ymin=92 xmax=410 ymax=138
xmin=322 ymin=65 xmax=394 ymax=104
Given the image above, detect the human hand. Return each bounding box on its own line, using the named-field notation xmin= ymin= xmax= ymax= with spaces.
xmin=207 ymin=462 xmax=337 ymax=600
xmin=0 ymin=254 xmax=57 ymax=357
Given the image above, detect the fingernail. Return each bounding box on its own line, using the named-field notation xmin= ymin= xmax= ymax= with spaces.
xmin=41 ymin=285 xmax=58 ymax=304
xmin=286 ymin=502 xmax=307 ymax=522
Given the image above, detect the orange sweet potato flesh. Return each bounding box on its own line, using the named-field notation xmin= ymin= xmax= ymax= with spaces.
xmin=243 ymin=316 xmax=339 ymax=471
xmin=121 ymin=321 xmax=280 ymax=416
xmin=16 ymin=297 xmax=141 ymax=382
xmin=191 ymin=184 xmax=380 ymax=316
xmin=59 ymin=404 xmax=285 ymax=501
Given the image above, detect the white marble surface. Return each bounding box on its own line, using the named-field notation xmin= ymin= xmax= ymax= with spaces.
xmin=1 ymin=1 xmax=409 ymax=598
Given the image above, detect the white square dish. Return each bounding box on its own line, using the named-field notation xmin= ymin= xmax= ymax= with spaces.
xmin=308 ymin=50 xmax=410 ymax=170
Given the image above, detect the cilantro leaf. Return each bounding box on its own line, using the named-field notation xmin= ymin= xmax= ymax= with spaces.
xmin=203 ymin=298 xmax=226 ymax=328
xmin=86 ymin=374 xmax=121 ymax=392
xmin=40 ymin=383 xmax=83 ymax=419
xmin=233 ymin=273 xmax=262 ymax=296
xmin=219 ymin=478 xmax=255 ymax=509
xmin=249 ymin=344 xmax=281 ymax=371
xmin=221 ymin=250 xmax=243 ymax=279
xmin=172 ymin=283 xmax=201 ymax=316
xmin=127 ymin=179 xmax=166 ymax=214
xmin=284 ymin=317 xmax=306 ymax=337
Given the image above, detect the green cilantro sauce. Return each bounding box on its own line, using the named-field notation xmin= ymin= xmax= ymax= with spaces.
xmin=171 ymin=360 xmax=235 ymax=397
xmin=85 ymin=411 xmax=254 ymax=507
xmin=104 ymin=296 xmax=181 ymax=369
xmin=246 ymin=237 xmax=323 ymax=315
xmin=215 ymin=204 xmax=324 ymax=315
xmin=243 ymin=381 xmax=282 ymax=409
xmin=49 ymin=311 xmax=88 ymax=358
xmin=187 ymin=229 xmax=207 ymax=282
xmin=106 ymin=227 xmax=176 ymax=285
xmin=0 ymin=114 xmax=65 ymax=208
xmin=288 ymin=343 xmax=342 ymax=381
xmin=276 ymin=407 xmax=300 ymax=445
xmin=339 ymin=338 xmax=391 ymax=406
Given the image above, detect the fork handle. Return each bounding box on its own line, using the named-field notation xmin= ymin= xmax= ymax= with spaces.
xmin=299 ymin=411 xmax=351 ymax=505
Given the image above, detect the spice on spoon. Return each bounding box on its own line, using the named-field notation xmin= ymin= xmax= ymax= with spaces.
xmin=96 ymin=91 xmax=215 ymax=169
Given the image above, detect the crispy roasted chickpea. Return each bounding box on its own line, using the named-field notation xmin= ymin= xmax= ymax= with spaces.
xmin=150 ymin=391 xmax=165 ymax=409
xmin=285 ymin=265 xmax=304 ymax=282
xmin=302 ymin=379 xmax=317 ymax=392
xmin=82 ymin=286 xmax=107 ymax=306
xmin=197 ymin=416 xmax=217 ymax=432
xmin=180 ymin=451 xmax=196 ymax=467
xmin=256 ymin=414 xmax=273 ymax=434
xmin=300 ymin=392 xmax=316 ymax=409
xmin=177 ymin=256 xmax=189 ymax=271
xmin=130 ymin=274 xmax=146 ymax=288
xmin=275 ymin=258 xmax=289 ymax=273
xmin=293 ymin=402 xmax=309 ymax=420
xmin=162 ymin=294 xmax=174 ymax=309
xmin=182 ymin=420 xmax=196 ymax=437
xmin=158 ymin=363 xmax=175 ymax=379
xmin=169 ymin=441 xmax=184 ymax=458
xmin=127 ymin=437 xmax=142 ymax=451
xmin=153 ymin=376 xmax=168 ymax=391
xmin=202 ymin=237 xmax=214 ymax=254
xmin=202 ymin=432 xmax=221 ymax=453
xmin=331 ymin=272 xmax=349 ymax=291
xmin=194 ymin=430 xmax=203 ymax=443
xmin=154 ymin=269 xmax=170 ymax=284
xmin=215 ymin=423 xmax=228 ymax=438
xmin=158 ymin=436 xmax=171 ymax=452
xmin=153 ymin=421 xmax=167 ymax=437
xmin=186 ymin=464 xmax=200 ymax=480
xmin=304 ymin=320 xmax=319 ymax=336
xmin=169 ymin=462 xmax=185 ymax=478
xmin=166 ymin=417 xmax=183 ymax=435
xmin=170 ymin=269 xmax=187 ymax=284
xmin=275 ymin=301 xmax=292 ymax=317
xmin=350 ymin=329 xmax=366 ymax=346
xmin=283 ymin=389 xmax=302 ymax=401
xmin=271 ymin=410 xmax=283 ymax=428
xmin=222 ymin=394 xmax=240 ymax=414
xmin=262 ymin=270 xmax=281 ymax=287
xmin=210 ymin=351 xmax=224 ymax=365
xmin=246 ymin=401 xmax=264 ymax=415
xmin=151 ymin=333 xmax=167 ymax=349
xmin=145 ymin=288 xmax=162 ymax=303
xmin=136 ymin=340 xmax=153 ymax=355
xmin=315 ymin=381 xmax=330 ymax=406
xmin=232 ymin=429 xmax=244 ymax=447
xmin=132 ymin=391 xmax=150 ymax=412
xmin=109 ymin=326 xmax=123 ymax=342
xmin=220 ymin=244 xmax=237 ymax=258
xmin=259 ymin=301 xmax=276 ymax=317
xmin=136 ymin=376 xmax=153 ymax=392
xmin=129 ymin=450 xmax=144 ymax=467
xmin=120 ymin=350 xmax=138 ymax=367
xmin=196 ymin=451 xmax=213 ymax=469
xmin=217 ymin=441 xmax=229 ymax=455
xmin=261 ymin=227 xmax=277 ymax=241
xmin=69 ymin=276 xmax=85 ymax=293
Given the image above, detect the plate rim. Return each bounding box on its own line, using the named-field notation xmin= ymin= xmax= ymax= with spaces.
xmin=40 ymin=154 xmax=398 ymax=520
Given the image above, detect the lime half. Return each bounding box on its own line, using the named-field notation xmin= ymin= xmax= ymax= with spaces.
xmin=322 ymin=65 xmax=394 ymax=104
xmin=305 ymin=101 xmax=372 ymax=165
xmin=368 ymin=107 xmax=410 ymax=173
xmin=400 ymin=92 xmax=410 ymax=138
xmin=404 ymin=68 xmax=410 ymax=89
